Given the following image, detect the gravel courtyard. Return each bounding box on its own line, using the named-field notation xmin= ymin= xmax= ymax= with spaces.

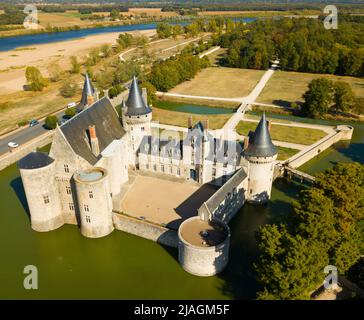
xmin=120 ymin=174 xmax=218 ymax=229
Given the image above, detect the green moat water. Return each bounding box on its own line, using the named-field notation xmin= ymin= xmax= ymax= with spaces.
xmin=155 ymin=101 xmax=236 ymax=114
xmin=0 ymin=115 xmax=363 ymax=299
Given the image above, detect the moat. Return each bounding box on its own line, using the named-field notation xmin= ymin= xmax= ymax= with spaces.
xmin=0 ymin=114 xmax=363 ymax=299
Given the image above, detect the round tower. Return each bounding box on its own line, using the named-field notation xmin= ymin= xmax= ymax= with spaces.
xmin=18 ymin=152 xmax=64 ymax=232
xmin=244 ymin=113 xmax=278 ymax=204
xmin=122 ymin=76 xmax=152 ymax=166
xmin=74 ymin=167 xmax=114 ymax=238
xmin=178 ymin=216 xmax=230 ymax=277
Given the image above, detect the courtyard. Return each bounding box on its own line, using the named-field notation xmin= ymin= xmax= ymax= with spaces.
xmin=120 ymin=173 xmax=219 ymax=229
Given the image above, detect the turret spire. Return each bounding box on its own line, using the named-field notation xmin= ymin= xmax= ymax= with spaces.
xmin=244 ymin=113 xmax=277 ymax=157
xmin=80 ymin=73 xmax=95 ymax=106
xmin=125 ymin=76 xmax=152 ymax=116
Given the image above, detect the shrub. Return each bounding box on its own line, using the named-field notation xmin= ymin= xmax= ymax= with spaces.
xmin=60 ymin=80 xmax=78 ymax=98
xmin=64 ymin=107 xmax=77 ymax=118
xmin=25 ymin=66 xmax=48 ymax=91
xmin=45 ymin=115 xmax=58 ymax=130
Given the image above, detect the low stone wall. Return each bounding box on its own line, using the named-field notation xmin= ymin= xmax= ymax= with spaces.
xmin=287 ymin=125 xmax=354 ymax=169
xmin=0 ymin=131 xmax=54 ymax=171
xmin=112 ymin=212 xmax=178 ymax=248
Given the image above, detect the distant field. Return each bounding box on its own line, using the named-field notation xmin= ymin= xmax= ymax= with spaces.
xmin=152 ymin=107 xmax=231 ymax=129
xmin=170 ymin=67 xmax=264 ymax=98
xmin=236 ymin=121 xmax=327 ymax=145
xmin=257 ymin=70 xmax=364 ymax=107
xmin=38 ymin=12 xmax=90 ymax=28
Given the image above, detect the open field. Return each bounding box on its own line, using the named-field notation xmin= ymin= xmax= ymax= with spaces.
xmin=170 ymin=67 xmax=265 ymax=98
xmin=37 ymin=12 xmax=91 ymax=28
xmin=152 ymin=107 xmax=232 ymax=129
xmin=236 ymin=121 xmax=327 ymax=145
xmin=0 ymin=80 xmax=82 ymax=134
xmin=276 ymin=146 xmax=300 ymax=161
xmin=0 ymin=29 xmax=155 ymax=93
xmin=121 ymin=174 xmax=218 ymax=229
xmin=257 ymin=70 xmax=364 ymax=107
xmin=207 ymin=47 xmax=227 ymax=65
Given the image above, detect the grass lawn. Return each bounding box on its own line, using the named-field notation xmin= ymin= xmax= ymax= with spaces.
xmin=207 ymin=47 xmax=227 ymax=66
xmin=277 ymin=146 xmax=300 ymax=161
xmin=236 ymin=121 xmax=327 ymax=145
xmin=257 ymin=70 xmax=364 ymax=107
xmin=0 ymin=76 xmax=83 ymax=135
xmin=170 ymin=67 xmax=265 ymax=98
xmin=152 ymin=107 xmax=232 ymax=129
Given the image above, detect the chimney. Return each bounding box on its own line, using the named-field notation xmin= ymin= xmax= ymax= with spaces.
xmin=89 ymin=125 xmax=100 ymax=156
xmin=204 ymin=119 xmax=209 ymax=130
xmin=87 ymin=94 xmax=95 ymax=106
xmin=188 ymin=115 xmax=193 ymax=129
xmin=267 ymin=120 xmax=271 ymax=132
xmin=243 ymin=136 xmax=249 ymax=150
xmin=142 ymin=88 xmax=148 ymax=105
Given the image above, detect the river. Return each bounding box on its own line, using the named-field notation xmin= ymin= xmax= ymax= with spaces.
xmin=0 ymin=109 xmax=362 ymax=299
xmin=0 ymin=18 xmax=255 ymax=52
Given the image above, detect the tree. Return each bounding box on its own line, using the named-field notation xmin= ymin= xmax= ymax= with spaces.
xmin=60 ymin=80 xmax=78 ymax=98
xmin=301 ymin=78 xmax=333 ymax=118
xmin=255 ymin=225 xmax=329 ymax=300
xmin=70 ymin=56 xmax=81 ymax=74
xmin=45 ymin=115 xmax=58 ymax=130
xmin=332 ymin=81 xmax=355 ymax=113
xmin=255 ymin=162 xmax=364 ymax=299
xmin=25 ymin=66 xmax=48 ymax=91
xmin=64 ymin=107 xmax=76 ymax=118
xmin=48 ymin=63 xmax=63 ymax=82
xmin=140 ymin=81 xmax=157 ymax=106
xmin=100 ymin=44 xmax=113 ymax=58
xmin=110 ymin=9 xmax=120 ymax=21
xmin=157 ymin=22 xmax=172 ymax=39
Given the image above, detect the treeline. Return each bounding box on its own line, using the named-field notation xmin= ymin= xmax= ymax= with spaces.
xmin=255 ymin=162 xmax=364 ymax=299
xmin=148 ymin=54 xmax=210 ymax=92
xmin=301 ymin=78 xmax=363 ymax=118
xmin=0 ymin=8 xmax=25 ymax=25
xmin=220 ymin=17 xmax=364 ymax=77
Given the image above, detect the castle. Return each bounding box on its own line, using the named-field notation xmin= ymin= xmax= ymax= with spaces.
xmin=18 ymin=75 xmax=278 ymax=277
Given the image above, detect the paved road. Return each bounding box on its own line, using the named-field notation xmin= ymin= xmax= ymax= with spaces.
xmin=0 ymin=109 xmax=66 ymax=156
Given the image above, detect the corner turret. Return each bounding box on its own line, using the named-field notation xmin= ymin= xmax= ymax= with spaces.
xmin=244 ymin=113 xmax=278 ymax=204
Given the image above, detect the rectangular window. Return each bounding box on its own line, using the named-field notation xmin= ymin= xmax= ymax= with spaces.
xmin=43 ymin=195 xmax=50 ymax=204
xmin=161 ymin=165 xmax=164 ymax=172
xmin=89 ymin=191 xmax=93 ymax=199
xmin=169 ymin=166 xmax=172 ymax=174
xmin=86 ymin=215 xmax=91 ymax=223
xmin=153 ymin=164 xmax=157 ymax=171
xmin=69 ymin=203 xmax=74 ymax=211
xmin=66 ymin=186 xmax=71 ymax=195
xmin=177 ymin=168 xmax=180 ymax=176
xmin=141 ymin=127 xmax=145 ymax=131
xmin=64 ymin=164 xmax=69 ymax=173
xmin=84 ymin=204 xmax=89 ymax=212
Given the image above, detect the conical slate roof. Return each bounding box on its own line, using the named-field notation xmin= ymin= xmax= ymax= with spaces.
xmin=244 ymin=113 xmax=277 ymax=157
xmin=125 ymin=76 xmax=152 ymax=116
xmin=18 ymin=152 xmax=54 ymax=170
xmin=80 ymin=73 xmax=95 ymax=105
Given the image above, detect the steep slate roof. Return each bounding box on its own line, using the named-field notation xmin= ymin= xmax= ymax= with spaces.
xmin=125 ymin=76 xmax=152 ymax=116
xmin=18 ymin=152 xmax=55 ymax=170
xmin=60 ymin=97 xmax=126 ymax=165
xmin=204 ymin=168 xmax=247 ymax=213
xmin=139 ymin=136 xmax=183 ymax=160
xmin=80 ymin=73 xmax=95 ymax=106
xmin=244 ymin=113 xmax=278 ymax=157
